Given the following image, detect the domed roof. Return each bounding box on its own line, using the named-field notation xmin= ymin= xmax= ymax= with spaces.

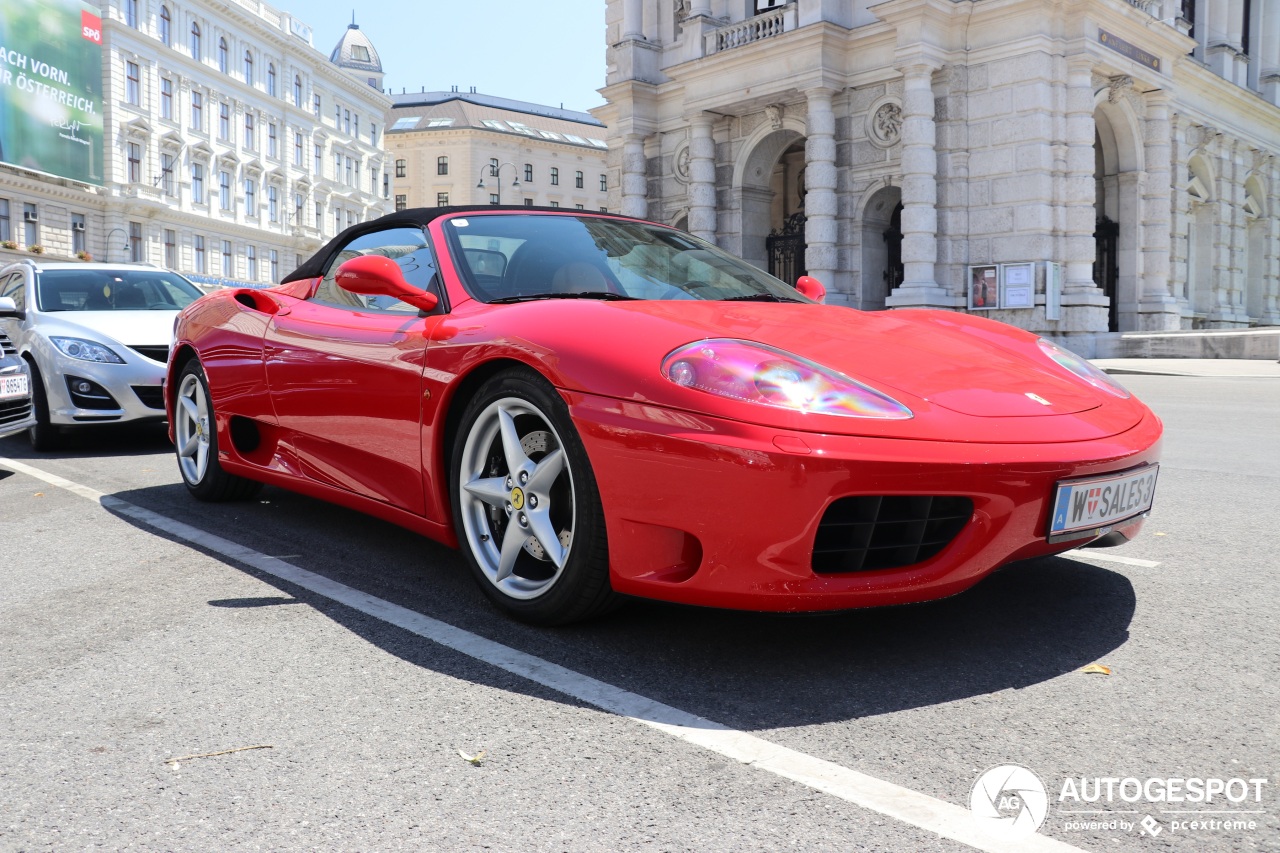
xmin=329 ymin=23 xmax=382 ymax=74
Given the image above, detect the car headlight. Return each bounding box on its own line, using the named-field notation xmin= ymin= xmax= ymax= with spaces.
xmin=662 ymin=339 xmax=913 ymax=419
xmin=1037 ymin=338 xmax=1130 ymax=398
xmin=50 ymin=336 xmax=126 ymax=364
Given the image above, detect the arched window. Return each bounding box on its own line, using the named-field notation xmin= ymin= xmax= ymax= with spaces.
xmin=267 ymin=63 xmax=276 ymax=97
xmin=218 ymin=37 xmax=228 ymax=73
xmin=437 ymin=156 xmax=448 ymax=175
xmin=244 ymin=50 xmax=254 ymax=85
xmin=293 ymin=75 xmax=302 ymax=107
xmin=190 ymin=22 xmax=201 ymax=58
xmin=159 ymin=6 xmax=171 ymax=45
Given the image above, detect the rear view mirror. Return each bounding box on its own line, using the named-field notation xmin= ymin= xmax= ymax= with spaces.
xmin=795 ymin=276 xmax=826 ymax=303
xmin=0 ymin=296 xmax=20 ymax=318
xmin=336 ymin=255 xmax=439 ymax=313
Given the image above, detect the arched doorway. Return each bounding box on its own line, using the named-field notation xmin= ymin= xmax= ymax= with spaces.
xmin=1093 ymin=102 xmax=1144 ymax=333
xmin=859 ymin=185 xmax=903 ymax=310
xmin=734 ymin=124 xmax=806 ymax=273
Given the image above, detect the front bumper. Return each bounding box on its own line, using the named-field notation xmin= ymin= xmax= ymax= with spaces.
xmin=568 ymin=391 xmax=1163 ymax=612
xmin=38 ymin=347 xmax=168 ymax=427
xmin=0 ymin=356 xmax=36 ymax=439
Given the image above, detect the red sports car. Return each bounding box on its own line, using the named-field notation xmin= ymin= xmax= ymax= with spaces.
xmin=167 ymin=207 xmax=1161 ymax=624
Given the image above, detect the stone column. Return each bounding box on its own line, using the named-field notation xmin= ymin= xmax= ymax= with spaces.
xmin=688 ymin=114 xmax=717 ymax=244
xmin=1168 ymin=113 xmax=1192 ymax=319
xmin=1138 ymin=91 xmax=1180 ymax=329
xmin=622 ymin=0 xmax=644 ymax=41
xmin=1060 ymin=57 xmax=1110 ymax=329
xmin=886 ymin=62 xmax=953 ymax=307
xmin=1264 ymin=156 xmax=1280 ymax=324
xmin=803 ymin=87 xmax=837 ymax=288
xmin=620 ymin=133 xmax=648 ymax=220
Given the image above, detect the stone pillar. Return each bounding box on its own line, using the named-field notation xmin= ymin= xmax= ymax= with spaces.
xmin=620 ymin=133 xmax=648 ymax=219
xmin=1264 ymin=156 xmax=1280 ymax=324
xmin=687 ymin=114 xmax=717 ymax=244
xmin=803 ymin=87 xmax=837 ymax=288
xmin=622 ymin=0 xmax=644 ymax=41
xmin=1209 ymin=139 xmax=1249 ymax=325
xmin=886 ymin=62 xmax=953 ymax=308
xmin=1138 ymin=91 xmax=1180 ymax=329
xmin=1168 ymin=113 xmax=1193 ymax=321
xmin=1060 ymin=57 xmax=1109 ymax=329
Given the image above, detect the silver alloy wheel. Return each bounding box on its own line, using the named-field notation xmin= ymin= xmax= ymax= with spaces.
xmin=175 ymin=371 xmax=211 ymax=485
xmin=457 ymin=396 xmax=575 ymax=600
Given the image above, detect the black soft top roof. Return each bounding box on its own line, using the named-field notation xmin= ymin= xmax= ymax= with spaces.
xmin=282 ymin=205 xmax=626 ymax=284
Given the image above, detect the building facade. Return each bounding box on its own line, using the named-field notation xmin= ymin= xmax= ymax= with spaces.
xmin=0 ymin=1 xmax=391 ymax=285
xmin=388 ymin=90 xmax=609 ymax=212
xmin=596 ymin=0 xmax=1280 ymax=347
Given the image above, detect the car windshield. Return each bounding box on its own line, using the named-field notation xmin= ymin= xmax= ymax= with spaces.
xmin=36 ymin=269 xmax=205 ymax=312
xmin=442 ymin=214 xmax=811 ymax=304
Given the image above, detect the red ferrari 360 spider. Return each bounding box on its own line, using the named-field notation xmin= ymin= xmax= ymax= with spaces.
xmin=167 ymin=207 xmax=1161 ymax=624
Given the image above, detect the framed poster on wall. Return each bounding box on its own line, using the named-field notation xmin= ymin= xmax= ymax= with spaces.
xmin=1000 ymin=262 xmax=1035 ymax=309
xmin=968 ymin=265 xmax=999 ymax=310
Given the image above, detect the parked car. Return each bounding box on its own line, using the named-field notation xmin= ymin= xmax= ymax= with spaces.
xmin=167 ymin=207 xmax=1162 ymax=624
xmin=0 ymin=317 xmax=36 ymax=440
xmin=0 ymin=260 xmax=204 ymax=449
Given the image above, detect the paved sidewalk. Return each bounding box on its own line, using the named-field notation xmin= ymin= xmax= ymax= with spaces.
xmin=1092 ymin=358 xmax=1280 ymax=377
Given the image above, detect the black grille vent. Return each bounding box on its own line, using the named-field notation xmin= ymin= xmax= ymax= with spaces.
xmin=129 ymin=345 xmax=170 ymax=363
xmin=0 ymin=396 xmax=31 ymax=427
xmin=0 ymin=333 xmax=15 ymax=356
xmin=132 ymin=385 xmax=165 ymax=409
xmin=813 ymin=496 xmax=974 ymax=574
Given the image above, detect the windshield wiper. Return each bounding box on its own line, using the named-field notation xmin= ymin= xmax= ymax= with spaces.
xmin=719 ymin=293 xmax=800 ymax=303
xmin=488 ymin=291 xmax=640 ymax=304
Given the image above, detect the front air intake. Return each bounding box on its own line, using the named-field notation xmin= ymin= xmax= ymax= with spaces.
xmin=812 ymin=495 xmax=973 ymax=574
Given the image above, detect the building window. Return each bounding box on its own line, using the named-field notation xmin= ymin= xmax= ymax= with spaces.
xmin=293 ymin=193 xmax=303 ymax=224
xmin=333 ymin=208 xmax=341 ymax=234
xmin=268 ymin=186 xmax=278 ymax=222
xmin=126 ymin=61 xmax=140 ymax=105
xmin=354 ymin=115 xmax=359 ymax=138
xmin=437 ymin=156 xmax=448 ymax=176
xmin=270 ymin=249 xmax=279 ymax=282
xmin=218 ymin=102 xmax=230 ymax=140
xmin=164 ymin=229 xmax=177 ymax=268
xmin=334 ymin=151 xmax=342 ymax=179
xmin=0 ymin=199 xmax=9 ymax=243
xmin=293 ymin=75 xmax=302 ymax=107
xmin=160 ymin=152 xmax=175 ymax=195
xmin=313 ymin=93 xmax=321 ymax=118
xmin=221 ymin=240 xmax=232 ymax=276
xmin=524 ymin=198 xmax=534 ymax=207
xmin=191 ymin=90 xmax=203 ymax=130
xmin=315 ymin=201 xmax=322 ymax=231
xmin=370 ymin=123 xmax=377 ymax=146
xmin=343 ymin=108 xmax=351 ymax=134
xmin=436 ymin=192 xmax=449 ymax=207
xmin=194 ymin=235 xmax=206 ymax=272
xmin=23 ymin=203 xmax=37 ymax=246
xmin=160 ymin=77 xmax=173 ymax=119
xmin=489 ymin=194 xmax=500 ymax=205
xmin=548 ymin=201 xmax=559 ymax=208
xmin=267 ymin=63 xmax=276 ymax=97
xmin=370 ymin=164 xmax=379 ymax=191
xmin=294 ymin=132 xmax=303 ymax=166
xmin=244 ymin=112 xmax=254 ymax=149
xmin=600 ymin=174 xmax=608 ymax=192
xmin=345 ymin=156 xmax=353 ymax=186
xmin=159 ymin=6 xmax=171 ymax=46
xmin=244 ymin=50 xmax=254 ymax=85
xmin=395 ymin=194 xmax=407 ymax=211
xmin=71 ymin=213 xmax=86 ymax=255
xmin=190 ymin=21 xmax=201 ymax=59
xmin=127 ymin=142 xmax=142 ymax=183
xmin=219 ymin=170 xmax=231 ymax=210
xmin=314 ymin=143 xmax=322 ymax=176
xmin=524 ymin=163 xmax=533 ymax=182
xmin=575 ymin=171 xmax=584 ymax=189
xmin=550 ymin=167 xmax=559 ymax=186
xmin=246 ymin=245 xmax=257 ymax=281
xmin=125 ymin=0 xmax=138 ymax=28
xmin=218 ymin=37 xmax=227 ymax=73
xmin=268 ymin=123 xmax=278 ymax=158
xmin=191 ymin=162 xmax=205 ymax=203
xmin=489 ymin=158 xmax=499 ymax=177
xmin=129 ymin=221 xmax=143 ymax=262
xmin=244 ymin=178 xmax=256 ymax=215
xmin=575 ymin=204 xmax=584 ymax=209
xmin=395 ymin=159 xmax=406 ymax=178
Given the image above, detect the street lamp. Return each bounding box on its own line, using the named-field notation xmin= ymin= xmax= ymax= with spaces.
xmin=105 ymin=227 xmax=130 ymax=262
xmin=476 ymin=162 xmax=521 ymax=205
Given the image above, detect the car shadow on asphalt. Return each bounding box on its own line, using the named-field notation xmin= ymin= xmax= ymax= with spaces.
xmin=0 ymin=423 xmax=171 ymax=459
xmin=101 ymin=480 xmax=1136 ymax=732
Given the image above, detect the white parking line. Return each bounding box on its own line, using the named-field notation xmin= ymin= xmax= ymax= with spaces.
xmin=1062 ymin=550 xmax=1162 ymax=569
xmin=1 ymin=456 xmax=1086 ymax=853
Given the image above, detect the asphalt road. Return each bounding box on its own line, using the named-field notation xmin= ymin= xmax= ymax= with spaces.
xmin=1 ymin=374 xmax=1277 ymax=852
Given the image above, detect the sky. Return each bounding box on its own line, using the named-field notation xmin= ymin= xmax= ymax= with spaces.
xmin=272 ymin=0 xmax=609 ymax=113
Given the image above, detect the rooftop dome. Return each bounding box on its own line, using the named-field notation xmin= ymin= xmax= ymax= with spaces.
xmin=329 ymin=22 xmax=382 ymax=74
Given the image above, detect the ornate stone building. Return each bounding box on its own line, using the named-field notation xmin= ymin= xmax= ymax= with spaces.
xmin=0 ymin=1 xmax=391 ymax=285
xmin=596 ymin=0 xmax=1280 ymax=348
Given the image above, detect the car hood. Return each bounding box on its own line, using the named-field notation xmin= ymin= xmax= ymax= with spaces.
xmin=451 ymin=299 xmax=1150 ymax=444
xmin=34 ymin=310 xmax=177 ymax=347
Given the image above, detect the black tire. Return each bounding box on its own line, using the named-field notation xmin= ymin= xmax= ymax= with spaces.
xmin=450 ymin=368 xmax=618 ymax=625
xmin=173 ymin=359 xmax=262 ymax=501
xmin=26 ymin=360 xmax=63 ymax=452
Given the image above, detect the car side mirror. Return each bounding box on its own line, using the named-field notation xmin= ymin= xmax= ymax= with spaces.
xmin=336 ymin=254 xmax=439 ymax=313
xmin=795 ymin=276 xmax=826 ymax=303
xmin=0 ymin=296 xmax=21 ymax=318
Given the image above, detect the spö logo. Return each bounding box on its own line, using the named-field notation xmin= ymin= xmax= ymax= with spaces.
xmin=82 ymin=10 xmax=103 ymax=44
xmin=970 ymin=764 xmax=1050 ymax=840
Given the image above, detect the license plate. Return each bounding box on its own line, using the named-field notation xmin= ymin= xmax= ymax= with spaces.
xmin=0 ymin=373 xmax=29 ymax=400
xmin=1048 ymin=464 xmax=1159 ymax=542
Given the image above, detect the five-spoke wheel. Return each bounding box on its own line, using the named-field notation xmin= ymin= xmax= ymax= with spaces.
xmin=173 ymin=359 xmax=261 ymax=501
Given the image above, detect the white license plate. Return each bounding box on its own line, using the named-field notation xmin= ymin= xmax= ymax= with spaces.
xmin=0 ymin=373 xmax=29 ymax=400
xmin=1048 ymin=464 xmax=1159 ymax=542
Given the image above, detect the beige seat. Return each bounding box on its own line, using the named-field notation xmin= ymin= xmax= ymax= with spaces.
xmin=551 ymin=261 xmax=609 ymax=293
